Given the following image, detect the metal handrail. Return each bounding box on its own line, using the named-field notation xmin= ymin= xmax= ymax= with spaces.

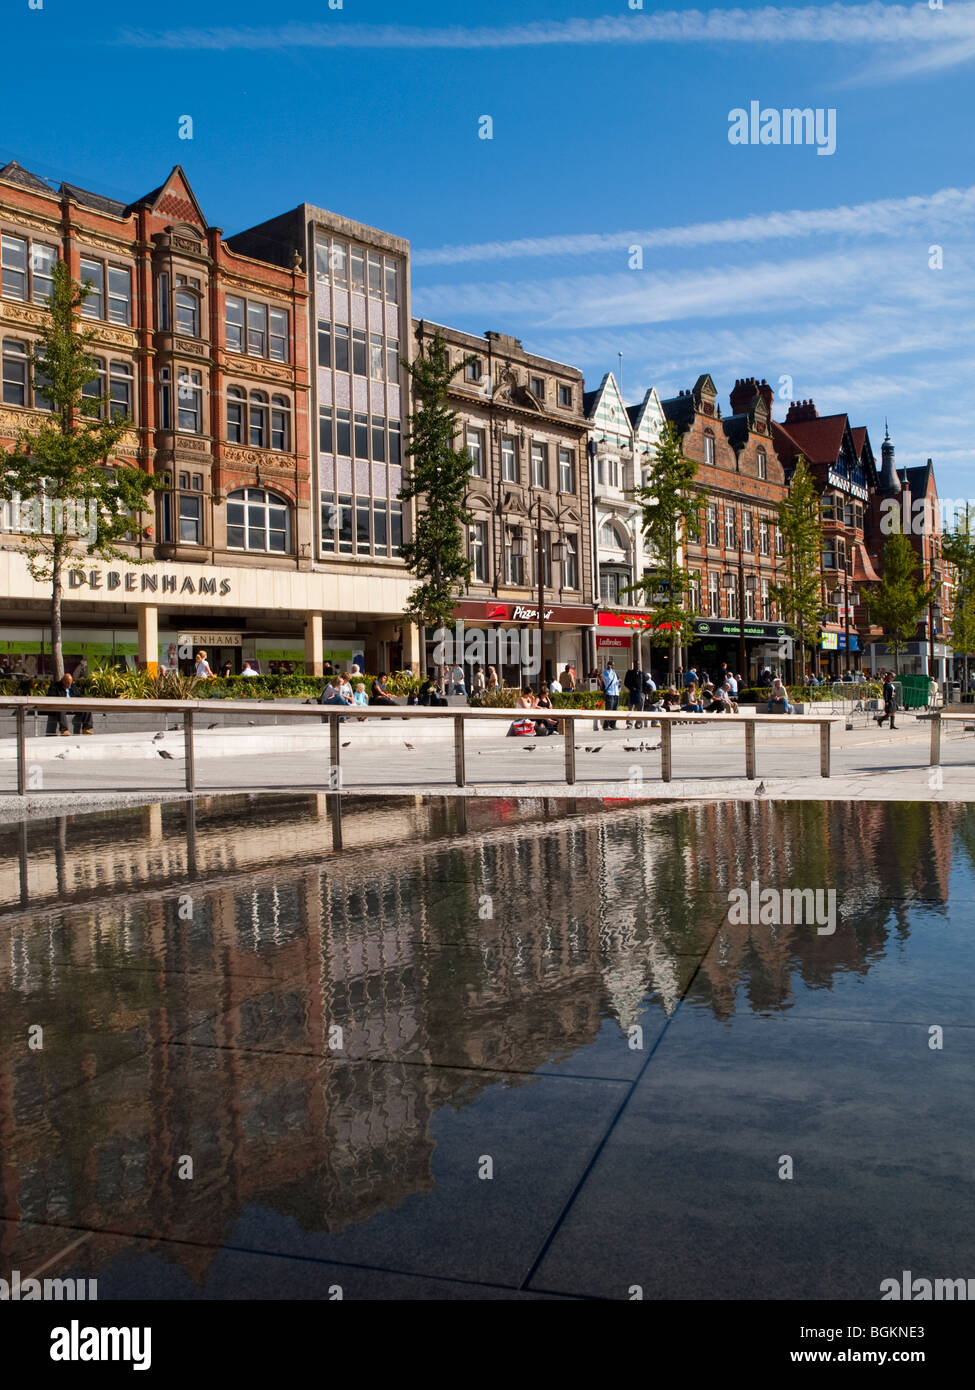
xmin=0 ymin=696 xmax=843 ymax=794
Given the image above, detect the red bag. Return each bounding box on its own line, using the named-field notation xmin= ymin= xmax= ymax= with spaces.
xmin=510 ymin=719 xmax=536 ymax=737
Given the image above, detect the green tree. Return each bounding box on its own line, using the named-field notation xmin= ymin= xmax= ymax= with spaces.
xmin=770 ymin=456 xmax=824 ymax=681
xmin=866 ymin=524 xmax=938 ymax=673
xmin=0 ymin=262 xmax=162 ymax=679
xmin=399 ymin=331 xmax=475 ymax=674
xmin=942 ymin=505 xmax=975 ymax=691
xmin=627 ymin=420 xmax=701 ymax=683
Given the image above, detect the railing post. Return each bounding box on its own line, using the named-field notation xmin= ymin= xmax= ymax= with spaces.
xmin=819 ymin=720 xmax=831 ymax=779
xmin=564 ymin=715 xmax=576 ymax=785
xmin=930 ymin=712 xmax=942 ymax=768
xmin=330 ymin=714 xmax=341 ymax=788
xmin=454 ymin=714 xmax=466 ymax=788
xmin=660 ymin=720 xmax=672 ymax=783
xmin=183 ymin=709 xmax=196 ymax=793
xmin=16 ymin=705 xmax=27 ymax=796
xmin=744 ymin=720 xmax=756 ymax=780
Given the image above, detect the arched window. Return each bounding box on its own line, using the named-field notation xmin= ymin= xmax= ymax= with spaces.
xmin=271 ymin=395 xmax=290 ymax=451
xmin=248 ymin=390 xmax=268 ymax=448
xmin=226 ymin=487 xmax=291 ymax=553
xmin=226 ymin=387 xmax=245 ymax=443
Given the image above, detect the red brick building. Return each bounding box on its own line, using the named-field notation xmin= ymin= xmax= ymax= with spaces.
xmin=0 ymin=160 xmax=324 ymax=675
xmin=661 ymin=375 xmax=789 ymax=682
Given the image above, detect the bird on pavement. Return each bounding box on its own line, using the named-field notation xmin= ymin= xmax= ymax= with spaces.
xmin=207 ymin=722 xmax=218 ymax=730
xmin=584 ymin=746 xmax=602 ymax=753
xmin=754 ymin=780 xmax=766 ymax=796
xmin=157 ymin=749 xmax=175 ymax=760
xmin=342 ymin=741 xmax=351 ymax=747
xmin=523 ymin=745 xmax=537 ymax=751
xmin=404 ymin=742 xmax=415 ymax=750
xmin=623 ymin=745 xmax=638 ymax=752
xmin=152 ymin=731 xmax=164 ymax=741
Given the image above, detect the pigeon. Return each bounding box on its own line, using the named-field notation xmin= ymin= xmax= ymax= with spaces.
xmin=55 ymin=749 xmax=74 ymax=759
xmin=584 ymin=746 xmax=602 ymax=754
xmin=247 ymin=721 xmax=257 ymax=726
xmin=623 ymin=745 xmax=638 ymax=752
xmin=207 ymin=722 xmax=218 ymax=730
xmin=523 ymin=745 xmax=537 ymax=751
xmin=754 ymin=780 xmax=766 ymax=796
xmin=404 ymin=742 xmax=415 ymax=750
xmin=342 ymin=741 xmax=351 ymax=747
xmin=157 ymin=749 xmax=174 ymax=760
xmin=152 ymin=731 xmax=165 ymax=742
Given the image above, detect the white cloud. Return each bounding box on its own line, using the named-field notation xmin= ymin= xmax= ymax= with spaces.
xmin=116 ymin=4 xmax=975 ymax=53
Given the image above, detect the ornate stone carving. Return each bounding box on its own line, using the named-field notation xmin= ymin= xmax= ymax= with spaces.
xmin=173 ymin=337 xmax=207 ymax=357
xmin=0 ymin=406 xmax=45 ymax=432
xmin=0 ymin=206 xmax=60 ymax=234
xmin=222 ymin=445 xmax=297 ymax=469
xmin=171 ymin=235 xmax=205 ymax=254
xmin=90 ymin=325 xmax=138 ymax=350
xmin=73 ymin=232 xmax=130 ymax=256
xmin=0 ymin=302 xmax=47 ymax=328
xmin=174 ymin=435 xmax=210 ymax=455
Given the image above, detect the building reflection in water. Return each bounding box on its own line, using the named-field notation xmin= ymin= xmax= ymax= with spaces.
xmin=0 ymin=795 xmax=959 ymax=1285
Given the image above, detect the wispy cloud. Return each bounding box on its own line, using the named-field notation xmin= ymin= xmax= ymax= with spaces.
xmin=414 ymin=185 xmax=975 ymax=267
xmin=116 ymin=4 xmax=974 ymax=53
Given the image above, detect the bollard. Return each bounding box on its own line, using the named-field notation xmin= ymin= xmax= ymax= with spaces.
xmin=454 ymin=715 xmax=466 ymax=787
xmin=183 ymin=709 xmax=196 ymax=792
xmin=819 ymin=720 xmax=831 ymax=779
xmin=744 ymin=721 xmax=756 ymax=780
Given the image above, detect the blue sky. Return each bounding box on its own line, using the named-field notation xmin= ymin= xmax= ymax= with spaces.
xmin=5 ymin=1 xmax=974 ymax=494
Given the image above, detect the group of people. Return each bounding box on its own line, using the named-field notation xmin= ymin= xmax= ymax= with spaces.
xmin=318 ymin=671 xmax=398 ymax=721
xmin=193 ymin=650 xmax=260 ymax=678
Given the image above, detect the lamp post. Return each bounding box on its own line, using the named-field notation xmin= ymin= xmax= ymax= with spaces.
xmin=512 ymin=498 xmax=566 ymax=687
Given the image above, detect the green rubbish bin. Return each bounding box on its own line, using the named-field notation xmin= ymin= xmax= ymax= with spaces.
xmin=898 ymin=674 xmax=935 ymax=709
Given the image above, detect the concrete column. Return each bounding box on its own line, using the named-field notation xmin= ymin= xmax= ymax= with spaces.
xmin=138 ymin=604 xmax=158 ymax=674
xmin=404 ymin=622 xmax=421 ymax=674
xmin=304 ymin=612 xmax=323 ymax=676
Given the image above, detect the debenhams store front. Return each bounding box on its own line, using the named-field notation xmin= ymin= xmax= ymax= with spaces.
xmin=0 ymin=549 xmax=417 ymax=677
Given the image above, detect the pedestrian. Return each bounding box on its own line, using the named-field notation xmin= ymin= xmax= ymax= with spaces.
xmin=471 ymin=662 xmax=486 ymax=696
xmin=876 ymin=671 xmax=897 ymax=729
xmin=195 ymin=650 xmax=213 ymax=679
xmin=241 ymin=660 xmax=259 ymax=677
xmin=318 ymin=675 xmax=352 ymax=724
xmin=623 ymin=661 xmax=645 ymax=729
xmin=45 ymin=670 xmax=73 ymax=736
xmin=561 ymin=664 xmax=575 ymax=692
xmin=548 ymin=671 xmax=562 ymax=695
xmin=219 ymin=661 xmax=233 ymax=678
xmin=486 ymin=664 xmax=500 ymax=692
xmin=601 ymin=658 xmax=621 ymax=730
xmin=449 ymin=661 xmax=466 ymax=695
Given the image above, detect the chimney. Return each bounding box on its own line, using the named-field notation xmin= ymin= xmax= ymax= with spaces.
xmin=729 ymin=376 xmax=759 ymax=415
xmin=785 ymin=399 xmax=819 ymax=424
xmin=757 ymin=378 xmax=773 ymax=415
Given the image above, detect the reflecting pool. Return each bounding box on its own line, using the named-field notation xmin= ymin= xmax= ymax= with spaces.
xmin=0 ymin=796 xmax=972 ymax=1299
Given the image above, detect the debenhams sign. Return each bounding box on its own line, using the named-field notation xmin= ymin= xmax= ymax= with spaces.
xmin=67 ymin=567 xmax=232 ymax=597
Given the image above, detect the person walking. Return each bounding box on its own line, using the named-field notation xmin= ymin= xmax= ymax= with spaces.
xmin=486 ymin=665 xmax=499 ymax=691
xmin=561 ymin=665 xmax=575 ymax=692
xmin=623 ymin=661 xmax=645 ymax=729
xmin=449 ymin=662 xmax=466 ymax=696
xmin=876 ymin=671 xmax=897 ymax=729
xmin=45 ymin=670 xmax=73 ymax=736
xmin=195 ymin=650 xmax=213 ymax=679
xmin=601 ymin=659 xmax=621 ymax=730
xmin=471 ymin=662 xmax=486 ymax=697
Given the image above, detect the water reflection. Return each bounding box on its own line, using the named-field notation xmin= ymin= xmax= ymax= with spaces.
xmin=0 ymin=795 xmax=966 ymax=1294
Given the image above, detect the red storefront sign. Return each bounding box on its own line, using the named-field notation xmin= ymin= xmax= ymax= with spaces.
xmin=454 ymin=601 xmax=596 ymax=626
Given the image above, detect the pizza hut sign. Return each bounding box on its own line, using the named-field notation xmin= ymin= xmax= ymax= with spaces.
xmin=509 ymin=605 xmax=554 ymax=621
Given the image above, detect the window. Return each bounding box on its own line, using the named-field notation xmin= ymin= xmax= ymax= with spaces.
xmin=318 ymin=319 xmax=332 ymax=367
xmin=80 ymin=259 xmax=104 ymax=318
xmin=854 ymin=503 xmax=863 ymax=531
xmin=158 ymin=366 xmax=171 ymax=429
xmin=227 ymin=387 xmax=245 ymax=443
xmin=247 ymin=302 xmax=267 ymax=355
xmin=371 ymin=415 xmax=386 ymax=462
xmin=727 ymin=578 xmax=739 ymax=619
xmin=160 ymin=489 xmax=203 ymax=545
xmin=470 ymin=520 xmax=487 ymax=582
xmin=467 ymin=428 xmax=485 ymax=477
xmin=501 ymin=435 xmax=517 ymax=482
xmin=354 ymin=412 xmax=369 ymax=459
xmin=248 ymin=391 xmax=269 ymax=448
xmin=226 ymin=487 xmax=291 ymax=553
xmin=352 ymin=329 xmax=367 ymax=376
xmin=537 ymin=532 xmax=554 ymax=588
xmin=389 ymin=418 xmax=401 ymax=465
xmin=844 ymin=501 xmax=854 ymax=528
xmin=157 ymin=273 xmax=170 ymax=330
xmin=745 ymin=587 xmax=755 ymax=620
xmin=269 ymin=308 xmax=288 ymax=362
xmin=822 ymin=541 xmax=837 ymax=570
xmin=319 ymin=406 xmax=333 ymax=454
xmin=334 ymin=324 xmax=350 ymax=373
xmin=368 ymin=254 xmax=382 ymax=298
xmin=465 ymin=358 xmax=482 ymax=382
xmin=177 ymin=369 xmax=202 ymax=433
xmin=689 ymin=572 xmax=701 ymax=612
xmin=704 ymin=431 xmax=716 ymax=466
xmin=563 ymin=534 xmax=579 ymax=590
xmin=761 ymin=578 xmax=772 ymax=621
xmin=82 ymin=358 xmax=106 ymax=417
xmin=600 ymin=571 xmax=622 ymax=602
xmin=32 ymin=244 xmax=57 ymax=303
xmin=505 ymin=529 xmax=525 ymax=585
xmin=837 ymin=538 xmax=847 ymax=571
xmin=386 ymin=337 xmax=399 ymax=383
xmin=315 ymin=235 xmax=331 ymax=284
xmin=757 ymin=448 xmax=767 ymax=480
xmin=373 ymin=500 xmax=388 ymax=552
xmin=1 ymin=235 xmax=27 ymax=299
xmin=357 ymin=500 xmax=370 ymax=553
xmin=336 ymin=408 xmax=351 ymax=456
xmin=370 ymin=333 xmax=384 ymax=381
xmin=706 ymin=502 xmax=718 ymax=546
xmin=742 ymin=510 xmax=754 ymax=551
xmin=759 ymin=517 xmax=771 ymax=556
xmin=598 ymin=456 xmax=620 ymax=488
xmin=531 ymin=376 xmax=545 ymax=400
xmin=270 ymin=396 xmax=290 ymax=451
xmin=531 ymin=442 xmax=548 ymax=488
xmin=175 ymin=287 xmax=198 ymax=336
xmin=2 ymin=339 xmax=27 ymax=405
xmin=775 ymin=526 xmax=785 ymax=556
xmin=821 ymin=494 xmax=835 ymax=521
xmin=351 ymin=249 xmax=365 ymax=293
xmin=384 ymin=261 xmax=399 ymax=303
xmin=724 ymin=506 xmax=737 ymax=548
xmin=32 ymin=347 xmax=53 ymax=411
xmin=391 ymin=501 xmax=403 ymax=555
xmin=226 ymin=296 xmax=245 ymax=352
xmin=558 ymin=384 xmax=572 ymax=409
xmin=708 ymin=571 xmax=720 ymax=617
xmin=558 ymin=448 xmax=575 ymax=493
xmin=109 ymin=361 xmax=133 ymax=420
xmin=331 ymin=242 xmax=348 ymax=288
xmin=108 ymin=267 xmax=132 ymax=326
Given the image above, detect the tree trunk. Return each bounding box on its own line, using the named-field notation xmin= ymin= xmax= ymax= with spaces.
xmin=51 ymin=558 xmax=64 ymax=680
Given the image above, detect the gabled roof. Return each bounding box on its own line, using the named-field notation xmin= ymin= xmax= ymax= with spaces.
xmin=904 ymin=461 xmax=936 ymax=497
xmin=626 ymin=386 xmax=664 ymax=439
xmin=583 ymin=372 xmax=632 ymax=440
xmin=0 ymin=160 xmax=53 ymax=193
xmin=125 ymin=166 xmax=207 ymax=227
xmin=776 ymin=412 xmax=849 ymax=464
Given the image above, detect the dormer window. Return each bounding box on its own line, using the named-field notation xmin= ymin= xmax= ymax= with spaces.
xmin=704 ymin=431 xmax=716 ymax=466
